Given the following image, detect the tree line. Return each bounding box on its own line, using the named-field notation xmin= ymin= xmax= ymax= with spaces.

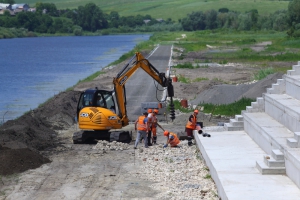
xmin=0 ymin=0 xmax=300 ymax=37
xmin=0 ymin=2 xmax=176 ymax=36
xmin=181 ymin=0 xmax=300 ymax=37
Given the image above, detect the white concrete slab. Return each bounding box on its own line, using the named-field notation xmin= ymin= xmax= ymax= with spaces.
xmin=195 ymin=131 xmax=300 ymax=200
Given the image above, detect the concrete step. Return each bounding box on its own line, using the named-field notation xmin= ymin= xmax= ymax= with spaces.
xmin=287 ymin=64 xmax=300 ymax=76
xmin=285 ymin=149 xmax=300 ymax=189
xmin=243 ymin=112 xmax=294 ymax=155
xmin=285 ymin=74 xmax=300 ymax=100
xmin=235 ymin=114 xmax=243 ymax=121
xmin=287 ymin=138 xmax=299 ymax=148
xmin=266 ymin=79 xmax=286 ymax=94
xmin=229 ymin=118 xmax=244 ymax=127
xmin=194 ymin=131 xmax=300 ymax=199
xmin=224 ymin=123 xmax=244 ymax=131
xmin=256 ymin=160 xmax=286 ymax=175
xmin=264 ymin=93 xmax=300 ymax=133
xmin=287 ymin=132 xmax=300 ymax=148
xmin=272 ymin=149 xmax=284 ymax=161
xmin=264 ymin=155 xmax=285 ymax=167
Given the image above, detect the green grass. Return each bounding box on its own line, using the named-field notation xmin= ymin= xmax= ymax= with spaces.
xmin=204 ymin=174 xmax=212 ymax=179
xmin=254 ymin=67 xmax=275 ymax=80
xmin=177 ymin=74 xmax=191 ymax=83
xmin=16 ymin=0 xmax=290 ymax=22
xmin=199 ymin=97 xmax=255 ymax=116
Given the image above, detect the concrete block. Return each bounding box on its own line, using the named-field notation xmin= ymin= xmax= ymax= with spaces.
xmin=287 ymin=70 xmax=299 ymax=76
xmin=256 ymin=160 xmax=286 ymax=175
xmin=294 ymin=132 xmax=300 ymax=141
xmin=224 ymin=123 xmax=244 ymax=131
xmin=264 ymin=93 xmax=300 ymax=132
xmin=264 ymin=155 xmax=285 ymax=167
xmin=229 ymin=118 xmax=244 ymax=127
xmin=285 ymin=75 xmax=300 ymax=100
xmin=272 ymin=149 xmax=284 ymax=161
xmin=256 ymin=97 xmax=264 ymax=105
xmin=287 ymin=138 xmax=298 ymax=148
xmin=235 ymin=115 xmax=243 ymax=121
xmin=292 ymin=64 xmax=300 ymax=72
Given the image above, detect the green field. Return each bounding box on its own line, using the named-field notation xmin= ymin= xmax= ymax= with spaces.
xmin=15 ymin=0 xmax=290 ymax=21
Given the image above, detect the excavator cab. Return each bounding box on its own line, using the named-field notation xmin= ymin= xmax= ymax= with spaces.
xmin=77 ymin=89 xmax=118 ymax=117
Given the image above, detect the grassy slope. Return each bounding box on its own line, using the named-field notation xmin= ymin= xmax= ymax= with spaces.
xmin=15 ymin=0 xmax=289 ymax=21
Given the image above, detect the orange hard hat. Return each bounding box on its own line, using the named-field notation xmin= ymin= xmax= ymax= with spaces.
xmin=154 ymin=109 xmax=159 ymax=114
xmin=194 ymin=110 xmax=199 ymax=113
xmin=164 ymin=130 xmax=169 ymax=136
xmin=148 ymin=109 xmax=152 ymax=113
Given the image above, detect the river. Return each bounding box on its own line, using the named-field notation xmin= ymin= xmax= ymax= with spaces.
xmin=0 ymin=34 xmax=150 ymax=122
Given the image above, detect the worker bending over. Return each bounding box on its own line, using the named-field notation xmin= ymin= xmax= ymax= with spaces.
xmin=163 ymin=130 xmax=180 ymax=148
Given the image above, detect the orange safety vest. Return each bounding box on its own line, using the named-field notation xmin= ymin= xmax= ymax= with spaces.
xmin=169 ymin=132 xmax=180 ymax=147
xmin=186 ymin=114 xmax=197 ymax=129
xmin=137 ymin=116 xmax=147 ymax=131
xmin=152 ymin=115 xmax=157 ymax=128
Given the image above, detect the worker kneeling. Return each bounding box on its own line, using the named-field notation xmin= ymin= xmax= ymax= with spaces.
xmin=163 ymin=130 xmax=180 ymax=148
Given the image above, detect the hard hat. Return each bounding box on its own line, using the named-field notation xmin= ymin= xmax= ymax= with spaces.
xmin=164 ymin=130 xmax=169 ymax=136
xmin=154 ymin=109 xmax=159 ymax=114
xmin=194 ymin=110 xmax=199 ymax=113
xmin=148 ymin=109 xmax=152 ymax=113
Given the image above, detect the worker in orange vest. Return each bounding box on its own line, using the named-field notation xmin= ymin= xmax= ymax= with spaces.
xmin=185 ymin=110 xmax=202 ymax=146
xmin=134 ymin=112 xmax=149 ymax=149
xmin=163 ymin=130 xmax=180 ymax=148
xmin=151 ymin=109 xmax=164 ymax=144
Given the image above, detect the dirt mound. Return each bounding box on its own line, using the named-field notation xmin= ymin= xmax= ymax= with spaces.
xmin=0 ymin=90 xmax=80 ymax=175
xmin=0 ymin=146 xmax=50 ymax=175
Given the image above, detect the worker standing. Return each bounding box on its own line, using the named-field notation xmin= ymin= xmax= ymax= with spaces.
xmin=151 ymin=109 xmax=164 ymax=145
xmin=163 ymin=130 xmax=180 ymax=148
xmin=134 ymin=112 xmax=149 ymax=149
xmin=185 ymin=110 xmax=202 ymax=146
xmin=147 ymin=108 xmax=153 ymax=146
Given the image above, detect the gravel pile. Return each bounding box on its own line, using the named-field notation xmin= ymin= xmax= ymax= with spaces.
xmin=132 ymin=141 xmax=219 ymax=200
xmin=92 ymin=140 xmax=130 ymax=151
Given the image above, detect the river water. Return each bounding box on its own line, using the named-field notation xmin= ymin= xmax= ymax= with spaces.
xmin=0 ymin=35 xmax=150 ymax=122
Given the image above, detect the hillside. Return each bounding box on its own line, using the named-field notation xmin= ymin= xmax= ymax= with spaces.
xmin=15 ymin=0 xmax=289 ymax=21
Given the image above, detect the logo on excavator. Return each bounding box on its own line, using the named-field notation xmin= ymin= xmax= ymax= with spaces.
xmin=108 ymin=116 xmax=117 ymax=120
xmin=80 ymin=113 xmax=89 ymax=118
xmin=119 ymin=76 xmax=128 ymax=85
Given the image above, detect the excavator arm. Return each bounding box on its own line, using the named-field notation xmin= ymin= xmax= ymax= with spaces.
xmin=113 ymin=52 xmax=174 ymax=126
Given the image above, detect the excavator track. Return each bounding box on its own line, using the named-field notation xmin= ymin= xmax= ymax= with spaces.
xmin=73 ymin=130 xmax=132 ymax=144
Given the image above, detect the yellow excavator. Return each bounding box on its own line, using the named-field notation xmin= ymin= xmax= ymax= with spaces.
xmin=72 ymin=52 xmax=175 ymax=144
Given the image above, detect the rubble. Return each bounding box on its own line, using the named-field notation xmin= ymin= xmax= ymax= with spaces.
xmin=132 ymin=141 xmax=219 ymax=200
xmin=92 ymin=140 xmax=130 ymax=151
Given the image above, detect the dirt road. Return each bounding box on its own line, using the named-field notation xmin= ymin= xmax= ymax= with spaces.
xmin=1 ymin=123 xmax=218 ymax=200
